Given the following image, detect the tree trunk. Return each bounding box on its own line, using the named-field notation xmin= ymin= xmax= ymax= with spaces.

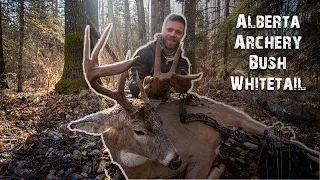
xmin=150 ymin=0 xmax=158 ymax=37
xmin=107 ymin=0 xmax=118 ymax=46
xmin=100 ymin=0 xmax=105 ymax=29
xmin=85 ymin=0 xmax=99 ymax=44
xmin=135 ymin=0 xmax=146 ymax=44
xmin=181 ymin=1 xmax=185 ymax=14
xmin=159 ymin=0 xmax=170 ymax=30
xmin=65 ymin=0 xmax=85 ymax=35
xmin=163 ymin=0 xmax=170 ymax=19
xmin=17 ymin=0 xmax=25 ymax=92
xmin=124 ymin=0 xmax=132 ymax=52
xmin=151 ymin=0 xmax=170 ymax=37
xmin=216 ymin=0 xmax=220 ymax=26
xmin=55 ymin=0 xmax=58 ymax=16
xmin=55 ymin=0 xmax=89 ymax=94
xmin=223 ymin=0 xmax=229 ymax=80
xmin=205 ymin=0 xmax=209 ymax=28
xmin=0 ymin=1 xmax=8 ymax=89
xmin=213 ymin=0 xmax=220 ymax=61
xmin=203 ymin=0 xmax=210 ymax=57
xmin=91 ymin=0 xmax=119 ymax=63
xmin=51 ymin=0 xmax=58 ymax=16
xmin=183 ymin=0 xmax=197 ymax=73
xmin=160 ymin=0 xmax=170 ymax=31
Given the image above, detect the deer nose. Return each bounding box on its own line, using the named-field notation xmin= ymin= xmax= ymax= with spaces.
xmin=169 ymin=153 xmax=182 ymax=170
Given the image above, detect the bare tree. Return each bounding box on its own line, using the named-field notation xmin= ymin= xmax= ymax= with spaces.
xmin=107 ymin=0 xmax=118 ymax=46
xmin=50 ymin=0 xmax=59 ymax=16
xmin=135 ymin=0 xmax=146 ymax=44
xmin=124 ymin=0 xmax=132 ymax=52
xmin=100 ymin=0 xmax=105 ymax=29
xmin=54 ymin=0 xmax=58 ymax=16
xmin=85 ymin=0 xmax=99 ymax=43
xmin=216 ymin=0 xmax=220 ymax=25
xmin=223 ymin=0 xmax=229 ymax=80
xmin=0 ymin=1 xmax=8 ymax=89
xmin=163 ymin=0 xmax=170 ymax=18
xmin=150 ymin=0 xmax=170 ymax=37
xmin=212 ymin=0 xmax=220 ymax=61
xmin=205 ymin=0 xmax=209 ymax=28
xmin=150 ymin=0 xmax=159 ymax=37
xmin=17 ymin=0 xmax=25 ymax=92
xmin=184 ymin=0 xmax=197 ymax=73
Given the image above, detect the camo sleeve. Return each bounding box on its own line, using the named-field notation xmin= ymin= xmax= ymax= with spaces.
xmin=176 ymin=57 xmax=190 ymax=75
xmin=128 ymin=49 xmax=153 ymax=98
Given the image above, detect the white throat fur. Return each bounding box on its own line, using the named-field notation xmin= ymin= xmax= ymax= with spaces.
xmin=120 ymin=150 xmax=148 ymax=167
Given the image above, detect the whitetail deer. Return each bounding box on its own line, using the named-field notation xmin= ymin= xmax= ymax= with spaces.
xmin=68 ymin=25 xmax=320 ymax=179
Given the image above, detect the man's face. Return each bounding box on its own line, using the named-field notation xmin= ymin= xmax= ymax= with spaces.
xmin=161 ymin=20 xmax=185 ymax=51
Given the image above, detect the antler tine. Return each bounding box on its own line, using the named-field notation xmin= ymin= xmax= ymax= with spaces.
xmin=84 ymin=26 xmax=90 ymax=64
xmin=118 ymin=51 xmax=132 ymax=93
xmin=83 ymin=25 xmax=139 ymax=114
xmin=169 ymin=44 xmax=182 ymax=74
xmin=152 ymin=36 xmax=202 ymax=82
xmin=91 ymin=24 xmax=112 ymax=62
xmin=136 ymin=71 xmax=151 ymax=105
xmin=84 ymin=24 xmax=139 ymax=83
xmin=173 ymin=72 xmax=203 ymax=81
xmin=125 ymin=50 xmax=131 ymax=60
xmin=90 ymin=79 xmax=137 ymax=113
xmin=117 ymin=71 xmax=127 ymax=96
xmin=154 ymin=36 xmax=162 ymax=77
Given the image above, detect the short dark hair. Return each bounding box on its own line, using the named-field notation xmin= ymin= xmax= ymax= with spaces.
xmin=165 ymin=14 xmax=186 ymax=27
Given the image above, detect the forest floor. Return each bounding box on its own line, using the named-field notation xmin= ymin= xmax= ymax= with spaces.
xmin=0 ymin=85 xmax=319 ymax=179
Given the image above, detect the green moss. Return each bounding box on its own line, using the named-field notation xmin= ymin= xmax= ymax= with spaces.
xmin=55 ymin=78 xmax=88 ymax=94
xmin=54 ymin=32 xmax=89 ymax=94
xmin=61 ymin=32 xmax=84 ymax=79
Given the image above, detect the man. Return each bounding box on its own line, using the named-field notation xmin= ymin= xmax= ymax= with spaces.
xmin=129 ymin=13 xmax=192 ymax=100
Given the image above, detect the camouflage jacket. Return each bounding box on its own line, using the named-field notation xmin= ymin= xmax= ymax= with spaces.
xmin=128 ymin=39 xmax=189 ymax=99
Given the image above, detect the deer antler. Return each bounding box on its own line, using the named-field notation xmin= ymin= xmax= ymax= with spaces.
xmin=83 ymin=24 xmax=142 ymax=114
xmin=153 ymin=36 xmax=201 ymax=82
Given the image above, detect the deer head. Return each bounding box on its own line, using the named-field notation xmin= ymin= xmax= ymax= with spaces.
xmin=68 ymin=25 xmax=182 ymax=172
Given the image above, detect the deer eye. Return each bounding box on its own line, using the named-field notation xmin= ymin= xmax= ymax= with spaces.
xmin=134 ymin=130 xmax=146 ymax=136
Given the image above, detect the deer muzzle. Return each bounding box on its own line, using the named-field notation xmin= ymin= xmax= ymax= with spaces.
xmin=168 ymin=153 xmax=182 ymax=170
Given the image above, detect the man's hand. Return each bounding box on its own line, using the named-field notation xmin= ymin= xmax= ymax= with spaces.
xmin=143 ymin=76 xmax=162 ymax=95
xmin=170 ymin=74 xmax=192 ymax=93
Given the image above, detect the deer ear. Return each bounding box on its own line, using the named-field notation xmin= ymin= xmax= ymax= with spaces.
xmin=68 ymin=111 xmax=112 ymax=135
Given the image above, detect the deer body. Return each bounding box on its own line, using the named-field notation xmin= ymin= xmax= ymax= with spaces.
xmin=158 ymin=100 xmax=222 ymax=178
xmin=109 ymin=99 xmax=221 ymax=179
xmin=68 ymin=25 xmax=319 ymax=179
xmin=70 ymin=99 xmax=221 ymax=179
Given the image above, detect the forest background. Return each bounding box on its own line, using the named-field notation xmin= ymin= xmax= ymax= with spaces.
xmin=0 ymin=0 xmax=319 ymax=179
